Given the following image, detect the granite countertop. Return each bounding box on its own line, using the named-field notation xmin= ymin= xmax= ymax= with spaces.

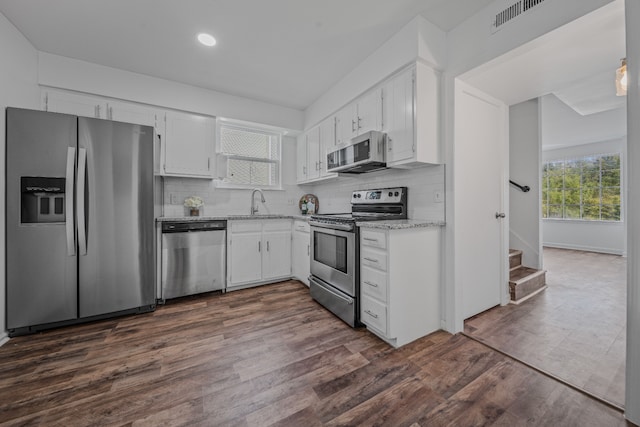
xmin=356 ymin=219 xmax=446 ymax=230
xmin=157 ymin=214 xmax=309 ymax=222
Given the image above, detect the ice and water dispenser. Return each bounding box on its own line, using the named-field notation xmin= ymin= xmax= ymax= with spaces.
xmin=20 ymin=177 xmax=66 ymax=224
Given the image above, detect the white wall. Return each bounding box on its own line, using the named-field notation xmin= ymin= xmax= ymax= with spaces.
xmin=626 ymin=0 xmax=640 ymax=422
xmin=304 ymin=16 xmax=446 ymax=129
xmin=0 ymin=12 xmax=40 ymax=343
xmin=38 ymin=52 xmax=304 ymax=131
xmin=162 ymin=136 xmax=303 ymax=217
xmin=541 ymin=93 xmax=627 ymax=150
xmin=510 ymin=99 xmax=541 ymax=268
xmin=307 ymin=166 xmax=445 ymax=222
xmin=543 ymin=220 xmax=625 ymax=254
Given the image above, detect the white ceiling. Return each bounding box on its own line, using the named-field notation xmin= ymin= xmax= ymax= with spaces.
xmin=461 ymin=0 xmax=626 ymax=115
xmin=0 ymin=0 xmax=494 ymax=110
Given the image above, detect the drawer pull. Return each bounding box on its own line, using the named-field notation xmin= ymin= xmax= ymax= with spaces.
xmin=363 ymin=237 xmax=379 ymax=242
xmin=364 ymin=257 xmax=379 ymax=263
xmin=364 ymin=309 xmax=379 ymax=319
xmin=364 ymin=281 xmax=378 ymax=288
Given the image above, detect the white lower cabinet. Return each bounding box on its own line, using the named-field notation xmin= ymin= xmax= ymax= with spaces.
xmin=227 ymin=219 xmax=291 ymax=290
xmin=359 ymin=226 xmax=441 ymax=348
xmin=292 ymin=220 xmax=310 ymax=286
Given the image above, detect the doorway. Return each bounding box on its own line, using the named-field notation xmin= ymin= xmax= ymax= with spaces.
xmin=456 ymin=0 xmax=627 ymax=409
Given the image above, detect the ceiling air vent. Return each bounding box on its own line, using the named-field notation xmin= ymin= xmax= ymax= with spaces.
xmin=491 ymin=0 xmax=547 ymax=33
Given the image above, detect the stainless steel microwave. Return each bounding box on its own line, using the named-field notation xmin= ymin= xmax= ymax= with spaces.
xmin=326 ymin=130 xmax=387 ymax=174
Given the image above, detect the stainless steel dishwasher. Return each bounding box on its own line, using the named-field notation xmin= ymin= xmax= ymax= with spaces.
xmin=161 ymin=220 xmax=226 ymax=301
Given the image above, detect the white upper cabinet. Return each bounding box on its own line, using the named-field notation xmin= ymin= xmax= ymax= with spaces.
xmin=296 ymin=133 xmax=308 ymax=183
xmin=335 ymin=104 xmax=357 ymax=145
xmin=42 ymin=90 xmax=107 ymax=119
xmin=162 ymin=111 xmax=215 ymax=178
xmin=43 ymin=89 xmax=218 ymax=178
xmin=335 ymin=88 xmax=382 ymax=145
xmin=296 ymin=115 xmax=337 ymax=184
xmin=382 ymin=63 xmax=440 ymax=167
xmin=306 ymin=125 xmax=321 ymax=181
xmin=107 ymin=100 xmax=159 ymax=128
xmin=318 ymin=116 xmax=337 ymax=177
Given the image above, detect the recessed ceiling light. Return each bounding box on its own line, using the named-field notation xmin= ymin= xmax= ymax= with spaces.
xmin=197 ymin=33 xmax=217 ymax=47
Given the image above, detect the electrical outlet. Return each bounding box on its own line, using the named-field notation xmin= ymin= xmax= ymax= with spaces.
xmin=434 ymin=190 xmax=444 ymax=203
xmin=287 ymin=198 xmax=295 ymax=206
xmin=170 ymin=193 xmax=179 ymax=204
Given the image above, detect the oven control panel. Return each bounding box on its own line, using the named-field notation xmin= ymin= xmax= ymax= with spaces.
xmin=351 ymin=187 xmax=405 ymax=204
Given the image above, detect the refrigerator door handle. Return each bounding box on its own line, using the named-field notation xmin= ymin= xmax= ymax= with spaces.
xmin=77 ymin=148 xmax=88 ymax=256
xmin=65 ymin=147 xmax=76 ymax=256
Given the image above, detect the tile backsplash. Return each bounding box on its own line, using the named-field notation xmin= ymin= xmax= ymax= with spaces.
xmin=161 ymin=178 xmax=303 ymax=217
xmin=308 ymin=165 xmax=445 ymax=221
xmin=161 ymin=164 xmax=445 ymax=221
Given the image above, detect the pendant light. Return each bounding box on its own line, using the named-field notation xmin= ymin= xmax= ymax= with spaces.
xmin=616 ymin=58 xmax=627 ymax=96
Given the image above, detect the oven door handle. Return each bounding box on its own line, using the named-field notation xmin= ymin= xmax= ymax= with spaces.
xmin=309 ymin=276 xmax=354 ymax=305
xmin=309 ymin=220 xmax=354 ymax=232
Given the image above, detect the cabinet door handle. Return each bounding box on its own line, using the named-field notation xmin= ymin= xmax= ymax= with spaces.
xmin=388 ymin=137 xmax=392 ymax=151
xmin=364 ymin=281 xmax=378 ymax=288
xmin=363 ymin=237 xmax=379 ymax=242
xmin=303 ymin=165 xmax=307 ymax=175
xmin=307 ymin=244 xmax=310 ymax=256
xmin=364 ymin=257 xmax=379 ymax=263
xmin=357 ymin=116 xmax=362 ymax=129
xmin=364 ymin=309 xmax=378 ymax=319
xmin=267 ymin=241 xmax=270 ymax=251
xmin=351 ymin=119 xmax=356 ymax=132
xmin=258 ymin=241 xmax=261 ymax=252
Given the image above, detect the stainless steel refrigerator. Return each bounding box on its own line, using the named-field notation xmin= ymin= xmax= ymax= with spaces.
xmin=6 ymin=107 xmax=155 ymax=336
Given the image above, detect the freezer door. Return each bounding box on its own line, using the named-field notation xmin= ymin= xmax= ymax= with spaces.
xmin=6 ymin=108 xmax=78 ymax=329
xmin=78 ymin=117 xmax=155 ymax=317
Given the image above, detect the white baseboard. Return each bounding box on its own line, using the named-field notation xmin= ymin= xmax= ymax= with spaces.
xmin=543 ymin=242 xmax=624 ymax=256
xmin=0 ymin=332 xmax=9 ymax=348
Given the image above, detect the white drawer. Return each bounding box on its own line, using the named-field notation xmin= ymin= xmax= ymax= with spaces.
xmin=361 ymin=229 xmax=387 ymax=249
xmin=230 ymin=220 xmax=262 ymax=233
xmin=361 ymin=246 xmax=387 ymax=272
xmin=361 ymin=295 xmax=387 ymax=335
xmin=262 ymin=219 xmax=292 ymax=232
xmin=361 ymin=265 xmax=388 ymax=302
xmin=293 ymin=220 xmax=310 ymax=233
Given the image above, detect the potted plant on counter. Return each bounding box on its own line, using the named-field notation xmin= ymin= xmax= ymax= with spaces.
xmin=184 ymin=196 xmax=204 ymax=216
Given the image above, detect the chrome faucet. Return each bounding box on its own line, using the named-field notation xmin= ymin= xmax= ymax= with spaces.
xmin=250 ymin=188 xmax=266 ymax=215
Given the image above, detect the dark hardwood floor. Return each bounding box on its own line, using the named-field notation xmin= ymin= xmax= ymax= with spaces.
xmin=0 ymin=280 xmax=627 ymax=426
xmin=465 ymin=247 xmax=626 ymax=408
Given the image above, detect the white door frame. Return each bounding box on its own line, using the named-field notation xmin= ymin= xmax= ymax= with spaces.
xmin=449 ymin=78 xmax=510 ymax=332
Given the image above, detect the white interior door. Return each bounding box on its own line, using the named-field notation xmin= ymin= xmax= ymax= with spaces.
xmin=454 ymin=79 xmax=509 ymax=321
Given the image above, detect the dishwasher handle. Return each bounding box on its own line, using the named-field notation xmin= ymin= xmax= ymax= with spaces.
xmin=161 ymin=221 xmax=227 ymax=233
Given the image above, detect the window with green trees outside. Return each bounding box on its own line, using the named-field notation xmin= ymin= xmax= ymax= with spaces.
xmin=542 ymin=153 xmax=621 ymax=221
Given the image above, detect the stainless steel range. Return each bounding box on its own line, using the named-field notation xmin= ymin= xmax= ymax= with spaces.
xmin=308 ymin=187 xmax=407 ymax=327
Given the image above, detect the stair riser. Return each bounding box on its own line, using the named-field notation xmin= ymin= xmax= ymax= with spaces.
xmin=509 ymin=253 xmax=522 ymax=269
xmin=510 ymin=272 xmax=546 ymax=301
